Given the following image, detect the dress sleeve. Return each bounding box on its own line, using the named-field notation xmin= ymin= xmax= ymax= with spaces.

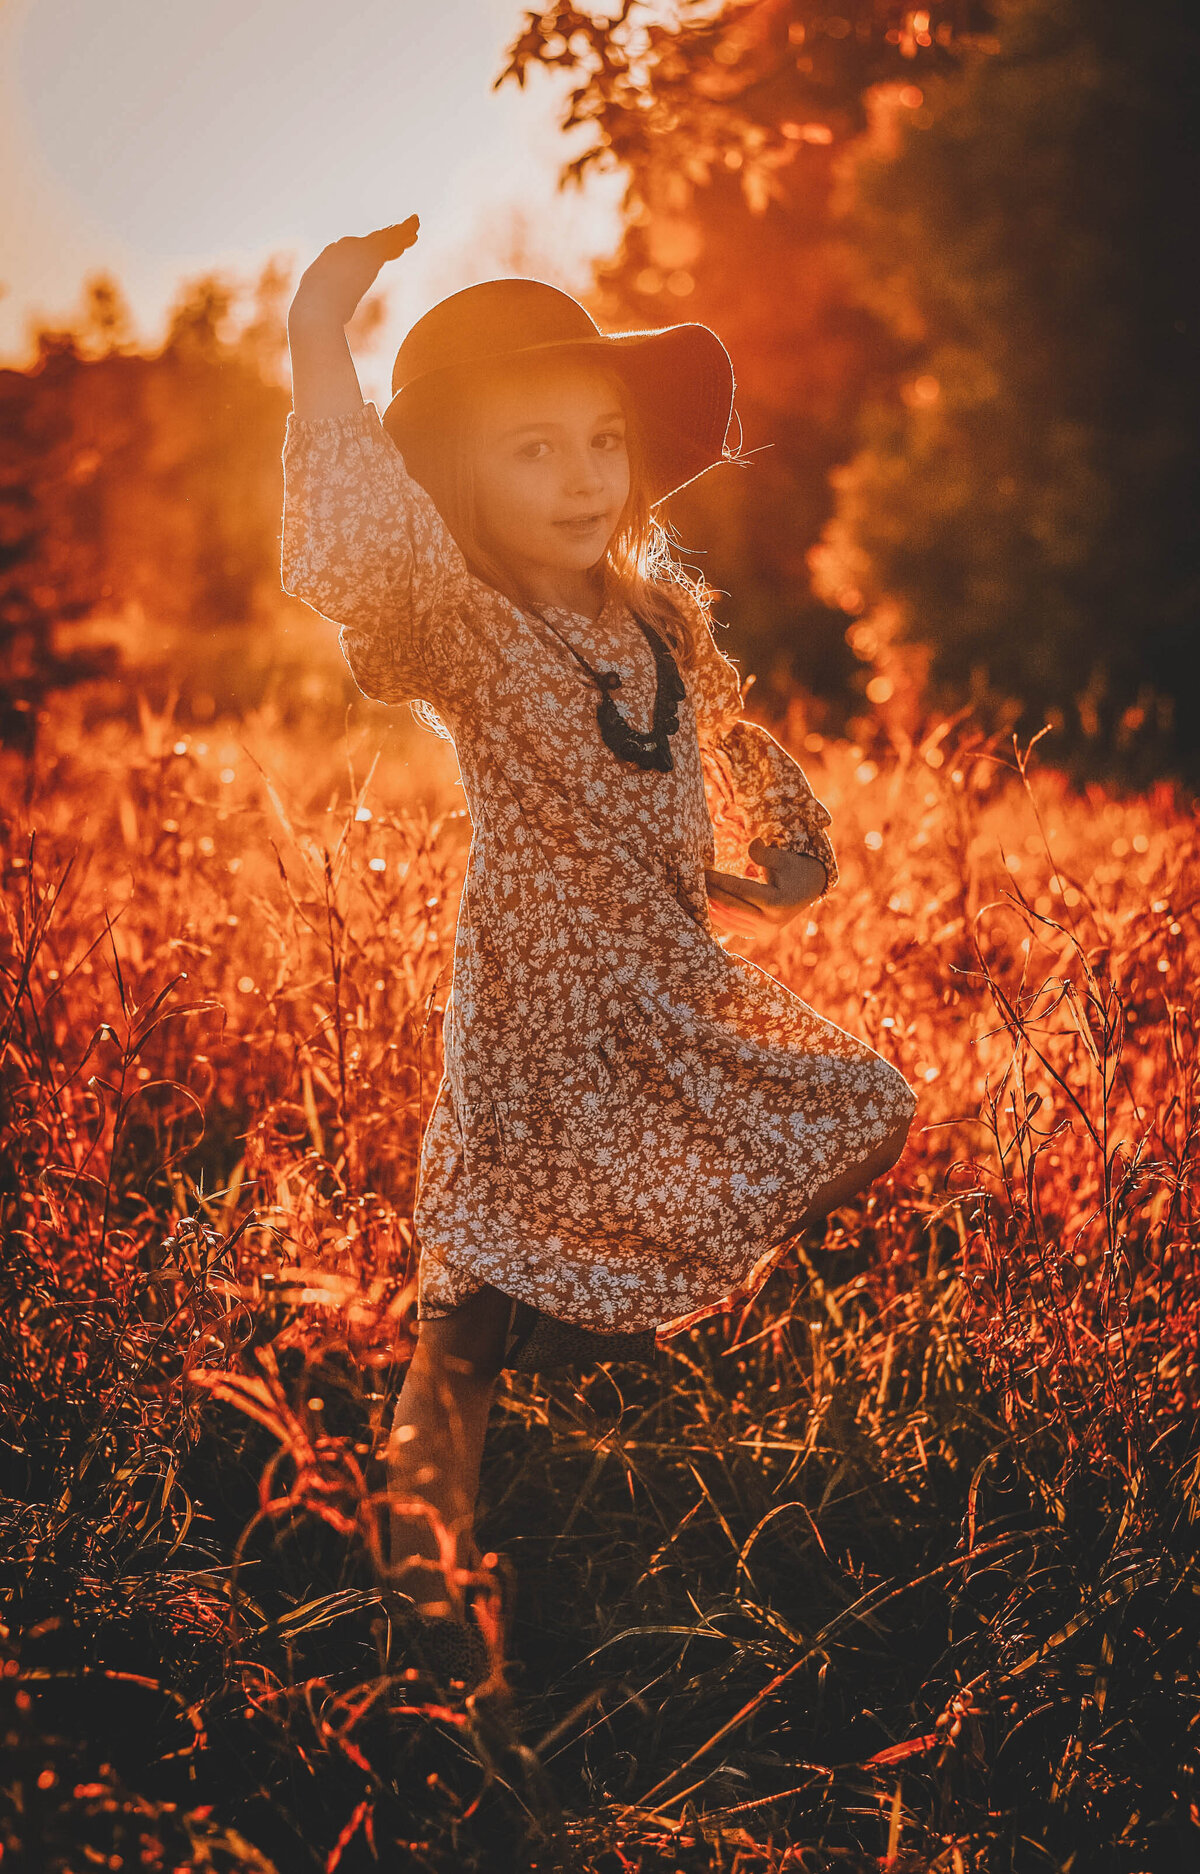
xmin=687 ymin=611 xmax=839 ymax=897
xmin=280 ymin=401 xmax=469 ymax=706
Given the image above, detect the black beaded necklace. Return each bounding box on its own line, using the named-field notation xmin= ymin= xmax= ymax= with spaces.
xmin=529 ymin=604 xmax=688 ymax=773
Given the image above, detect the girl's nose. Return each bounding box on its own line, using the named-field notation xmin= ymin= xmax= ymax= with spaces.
xmin=563 ymin=447 xmax=605 ymax=497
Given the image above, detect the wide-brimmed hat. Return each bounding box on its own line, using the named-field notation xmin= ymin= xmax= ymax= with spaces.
xmin=382 ymin=278 xmax=734 ymax=506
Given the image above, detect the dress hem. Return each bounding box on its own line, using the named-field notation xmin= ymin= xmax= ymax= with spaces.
xmin=414 ymin=1084 xmax=916 ymax=1335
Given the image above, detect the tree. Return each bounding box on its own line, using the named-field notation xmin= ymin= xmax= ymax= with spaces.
xmin=0 ymin=332 xmax=116 ymax=753
xmin=0 ymin=261 xmax=298 ymax=744
xmin=810 ymin=0 xmax=1200 ymax=779
xmin=504 ymin=1 xmax=1200 ymax=780
xmin=500 ymin=2 xmax=988 ymax=712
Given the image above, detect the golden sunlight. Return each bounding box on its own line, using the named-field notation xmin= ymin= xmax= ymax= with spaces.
xmin=0 ymin=0 xmax=621 ymax=390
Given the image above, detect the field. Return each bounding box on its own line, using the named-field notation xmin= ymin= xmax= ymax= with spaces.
xmin=2 ymin=666 xmax=1198 ymax=1873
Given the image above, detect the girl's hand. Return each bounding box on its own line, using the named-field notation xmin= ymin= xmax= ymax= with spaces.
xmin=288 ymin=217 xmax=419 ymax=420
xmin=290 ymin=215 xmax=420 ymax=329
xmin=705 ymin=839 xmax=827 ymax=940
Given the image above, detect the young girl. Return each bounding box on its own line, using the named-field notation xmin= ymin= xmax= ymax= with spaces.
xmin=282 ymin=218 xmax=916 ymax=1683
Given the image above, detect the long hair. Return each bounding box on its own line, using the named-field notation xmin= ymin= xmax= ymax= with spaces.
xmin=390 ymin=348 xmax=714 ymax=736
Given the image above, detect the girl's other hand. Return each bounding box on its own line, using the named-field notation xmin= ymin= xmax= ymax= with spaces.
xmin=290 ymin=216 xmax=420 ymax=329
xmin=705 ymin=839 xmax=827 ymax=940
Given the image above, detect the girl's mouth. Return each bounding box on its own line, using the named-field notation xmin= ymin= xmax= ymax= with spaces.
xmin=556 ymin=513 xmax=607 ymax=534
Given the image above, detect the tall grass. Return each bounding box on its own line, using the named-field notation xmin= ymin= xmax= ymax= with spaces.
xmin=1 ymin=681 xmax=1197 ymax=1872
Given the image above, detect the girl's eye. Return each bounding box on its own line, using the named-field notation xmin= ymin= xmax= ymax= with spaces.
xmin=518 ymin=440 xmax=551 ymax=460
xmin=594 ymin=430 xmax=626 ymax=451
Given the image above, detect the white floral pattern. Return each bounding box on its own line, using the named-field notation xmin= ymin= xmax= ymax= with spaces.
xmin=281 ymin=404 xmax=917 ymax=1335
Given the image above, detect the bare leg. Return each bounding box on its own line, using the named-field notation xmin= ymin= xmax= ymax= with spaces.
xmin=384 ymin=1282 xmax=512 ymax=1622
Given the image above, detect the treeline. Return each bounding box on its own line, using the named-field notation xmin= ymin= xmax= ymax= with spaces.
xmin=505 ymin=0 xmax=1200 ymax=785
xmin=5 ymin=0 xmax=1198 ymax=782
xmin=0 ymin=270 xmax=294 ymax=748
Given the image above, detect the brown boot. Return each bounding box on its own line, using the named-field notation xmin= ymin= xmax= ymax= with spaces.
xmin=380 ymin=1590 xmax=498 ymax=1700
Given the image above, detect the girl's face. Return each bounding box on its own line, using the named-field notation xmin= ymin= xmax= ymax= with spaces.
xmin=468 ymin=353 xmax=631 ymax=598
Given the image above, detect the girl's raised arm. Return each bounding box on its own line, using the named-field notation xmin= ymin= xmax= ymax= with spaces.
xmin=287 ymin=218 xmax=419 ymax=418
xmin=281 ymin=216 xmax=473 ymax=708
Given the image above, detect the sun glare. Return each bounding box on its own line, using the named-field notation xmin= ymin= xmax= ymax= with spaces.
xmin=0 ymin=0 xmax=622 ymax=374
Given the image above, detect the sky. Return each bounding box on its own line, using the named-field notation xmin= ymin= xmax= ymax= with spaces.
xmin=1 ymin=0 xmax=624 ymax=405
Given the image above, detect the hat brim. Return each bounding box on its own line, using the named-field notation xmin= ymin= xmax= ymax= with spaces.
xmin=381 ymin=323 xmax=734 ymax=507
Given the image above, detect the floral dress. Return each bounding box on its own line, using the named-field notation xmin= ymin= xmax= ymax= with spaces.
xmin=281 ymin=404 xmax=916 ymax=1337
